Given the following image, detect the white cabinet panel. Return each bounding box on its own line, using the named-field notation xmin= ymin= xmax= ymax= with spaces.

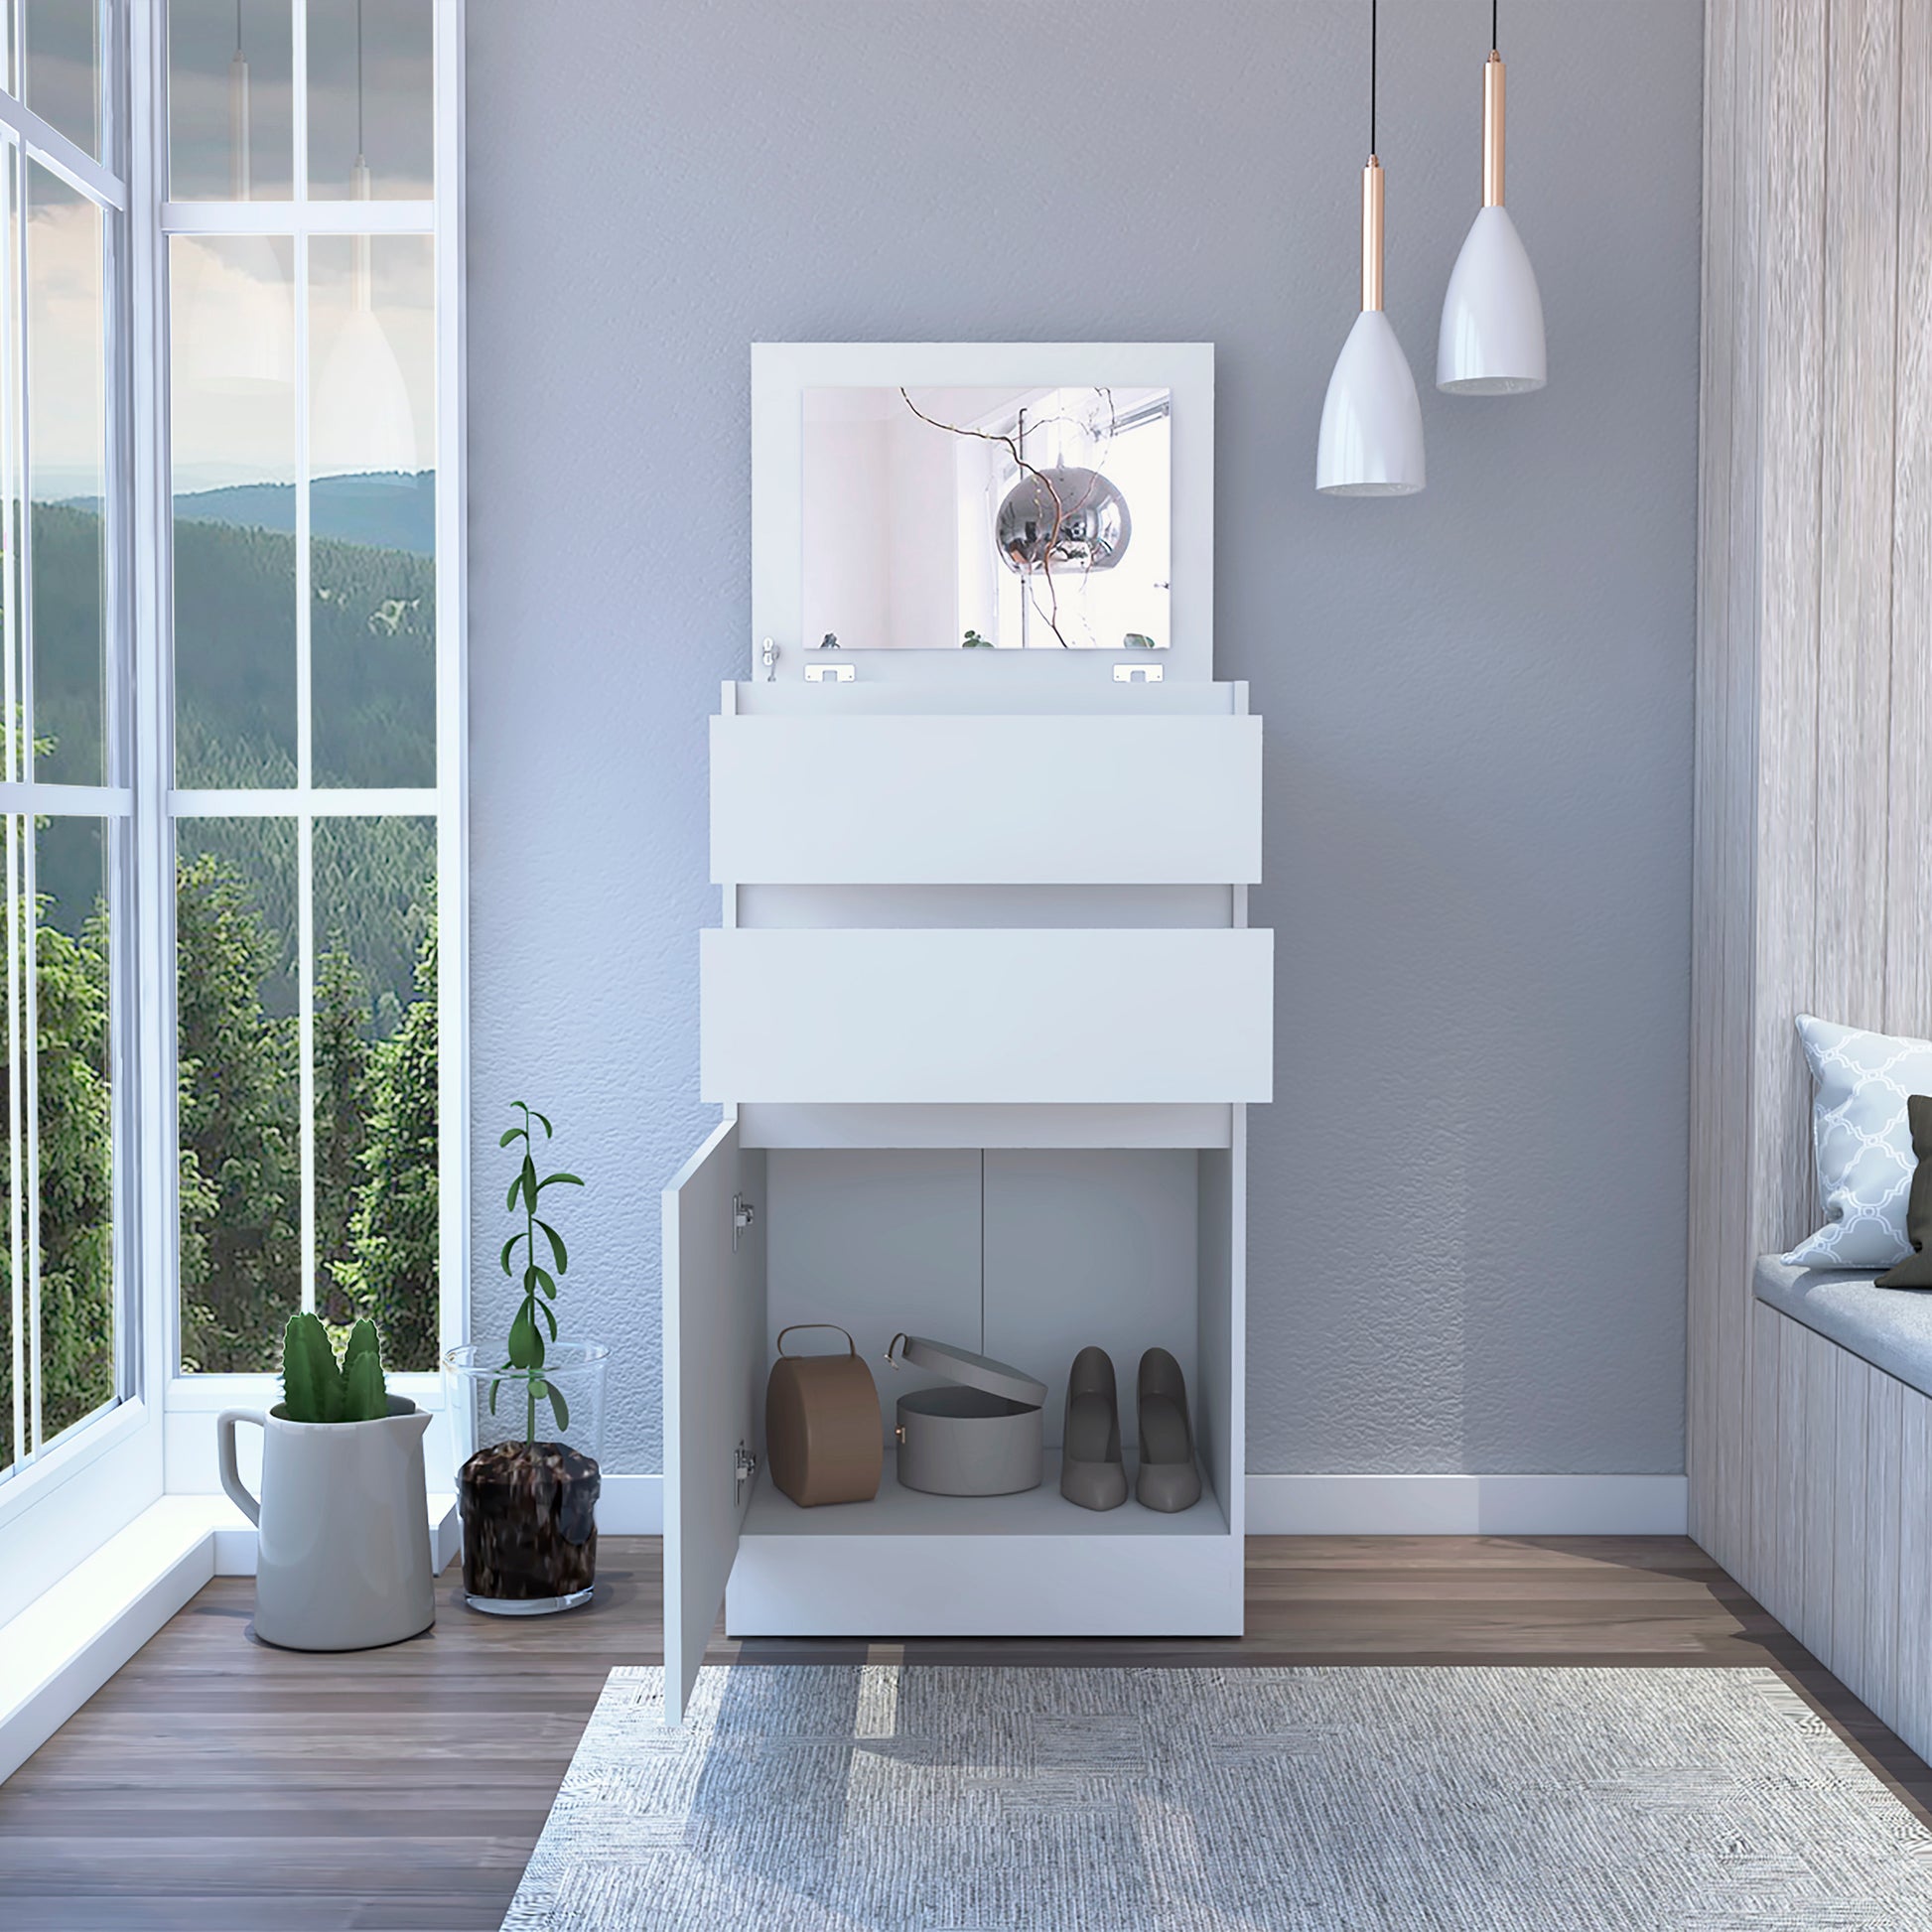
xmin=660 ymin=1121 xmax=764 ymax=1725
xmin=701 ymin=928 xmax=1274 ymax=1104
xmin=712 ymin=715 xmax=1262 ymax=884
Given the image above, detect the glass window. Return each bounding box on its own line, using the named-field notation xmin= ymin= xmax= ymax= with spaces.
xmin=313 ymin=814 xmax=435 ymax=1366
xmin=170 ymin=232 xmax=297 ymax=786
xmin=23 ymin=1 xmax=103 ymax=164
xmin=306 ymin=0 xmax=433 ymax=201
xmin=166 ymin=0 xmax=453 ymax=1381
xmin=34 ymin=813 xmax=114 ymax=1443
xmin=28 ymin=162 xmax=106 ymax=786
xmin=168 ymin=0 xmax=294 ymax=201
xmin=0 ymin=28 xmax=130 ymax=1494
xmin=310 ymin=232 xmax=433 ymax=786
xmin=175 ymin=818 xmax=298 ymax=1373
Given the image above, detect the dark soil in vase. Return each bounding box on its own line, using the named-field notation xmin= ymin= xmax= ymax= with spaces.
xmin=459 ymin=1441 xmax=601 ymax=1604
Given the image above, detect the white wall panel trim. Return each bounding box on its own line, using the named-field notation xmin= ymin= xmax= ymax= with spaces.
xmin=1244 ymin=1473 xmax=1689 ymax=1537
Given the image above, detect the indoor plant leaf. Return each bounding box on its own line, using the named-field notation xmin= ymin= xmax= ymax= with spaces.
xmin=536 ymin=1219 xmax=568 ymax=1274
xmin=507 ymin=1304 xmax=544 ymax=1369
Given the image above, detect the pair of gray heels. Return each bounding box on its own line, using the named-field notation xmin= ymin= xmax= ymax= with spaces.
xmin=1059 ymin=1345 xmax=1201 ymax=1513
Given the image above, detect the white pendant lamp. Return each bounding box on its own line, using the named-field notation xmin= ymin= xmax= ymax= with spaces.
xmin=1317 ymin=0 xmax=1426 ymax=496
xmin=1438 ymin=1 xmax=1547 ymax=395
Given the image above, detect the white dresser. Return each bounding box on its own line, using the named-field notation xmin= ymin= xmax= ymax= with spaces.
xmin=659 ymin=345 xmax=1272 ymax=1720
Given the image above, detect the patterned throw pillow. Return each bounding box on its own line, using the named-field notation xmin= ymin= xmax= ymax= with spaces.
xmin=1782 ymin=1015 xmax=1932 ymax=1270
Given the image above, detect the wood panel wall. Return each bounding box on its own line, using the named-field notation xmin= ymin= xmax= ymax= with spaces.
xmin=1691 ymin=0 xmax=1932 ymax=1586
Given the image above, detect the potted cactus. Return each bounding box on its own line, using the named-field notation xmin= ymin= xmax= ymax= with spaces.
xmin=217 ymin=1314 xmax=436 ymax=1650
xmin=444 ymin=1103 xmax=609 ymax=1613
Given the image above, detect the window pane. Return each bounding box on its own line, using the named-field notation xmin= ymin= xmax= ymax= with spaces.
xmin=35 ymin=813 xmax=113 ymax=1442
xmin=24 ymin=1 xmax=102 ymax=163
xmin=313 ymin=815 xmax=435 ymax=1368
xmin=311 ymin=233 xmax=433 ymax=786
xmin=0 ymin=816 xmax=19 ymax=1471
xmin=29 ymin=162 xmax=105 ymax=786
xmin=172 ymin=233 xmax=297 ymax=787
xmin=177 ymin=817 xmax=298 ymax=1373
xmin=169 ymin=0 xmax=293 ymax=201
xmin=307 ymin=0 xmax=432 ymax=200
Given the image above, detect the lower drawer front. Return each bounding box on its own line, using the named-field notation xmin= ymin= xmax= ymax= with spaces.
xmin=701 ymin=927 xmax=1273 ymax=1104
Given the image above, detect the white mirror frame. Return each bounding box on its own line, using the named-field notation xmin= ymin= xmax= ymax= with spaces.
xmin=752 ymin=343 xmax=1215 ymax=684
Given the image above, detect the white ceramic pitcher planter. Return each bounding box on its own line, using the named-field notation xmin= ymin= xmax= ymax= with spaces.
xmin=218 ymin=1397 xmax=436 ymax=1651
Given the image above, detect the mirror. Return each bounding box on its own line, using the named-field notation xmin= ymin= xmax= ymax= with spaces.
xmin=801 ymin=385 xmax=1172 ymax=651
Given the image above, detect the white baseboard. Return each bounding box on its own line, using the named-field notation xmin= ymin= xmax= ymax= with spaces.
xmin=591 ymin=1472 xmax=1687 ymax=1538
xmin=595 ymin=1472 xmax=665 ymax=1533
xmin=1243 ymin=1473 xmax=1689 ymax=1536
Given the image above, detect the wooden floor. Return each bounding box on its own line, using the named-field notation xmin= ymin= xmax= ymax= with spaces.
xmin=3 ymin=1535 xmax=1927 ymax=1930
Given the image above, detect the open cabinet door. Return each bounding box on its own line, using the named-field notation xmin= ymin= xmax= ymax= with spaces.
xmin=661 ymin=1116 xmax=766 ymax=1725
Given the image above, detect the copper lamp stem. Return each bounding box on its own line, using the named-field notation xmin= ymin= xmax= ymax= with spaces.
xmin=1360 ymin=156 xmax=1385 ymax=312
xmin=1483 ymin=52 xmax=1506 ymax=207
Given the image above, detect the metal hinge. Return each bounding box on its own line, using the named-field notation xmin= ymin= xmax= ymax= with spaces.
xmin=732 ymin=1192 xmax=756 ymax=1251
xmin=735 ymin=1442 xmax=759 ymax=1503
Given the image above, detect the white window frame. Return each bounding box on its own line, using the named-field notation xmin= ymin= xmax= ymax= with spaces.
xmin=0 ymin=0 xmax=169 ymax=1620
xmin=153 ymin=0 xmax=468 ymax=1468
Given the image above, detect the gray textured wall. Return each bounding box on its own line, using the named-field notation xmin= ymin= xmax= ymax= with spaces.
xmin=466 ymin=1 xmax=1702 ymax=1477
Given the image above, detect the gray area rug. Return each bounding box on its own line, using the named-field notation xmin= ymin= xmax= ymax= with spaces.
xmin=503 ymin=1664 xmax=1932 ymax=1930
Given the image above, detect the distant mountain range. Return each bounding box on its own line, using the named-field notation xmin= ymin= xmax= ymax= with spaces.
xmin=169 ymin=472 xmax=436 ymax=556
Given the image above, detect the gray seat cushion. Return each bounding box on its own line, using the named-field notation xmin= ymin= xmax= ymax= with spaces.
xmin=1754 ymin=1254 xmax=1932 ymax=1398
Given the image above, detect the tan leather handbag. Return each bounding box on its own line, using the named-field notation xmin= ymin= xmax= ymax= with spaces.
xmin=764 ymin=1324 xmax=883 ymax=1507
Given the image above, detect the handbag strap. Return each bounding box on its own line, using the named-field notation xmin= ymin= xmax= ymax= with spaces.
xmin=776 ymin=1323 xmax=857 ymax=1359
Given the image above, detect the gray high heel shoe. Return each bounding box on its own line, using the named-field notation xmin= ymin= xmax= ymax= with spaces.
xmin=1059 ymin=1346 xmax=1128 ymax=1511
xmin=1136 ymin=1347 xmax=1201 ymax=1513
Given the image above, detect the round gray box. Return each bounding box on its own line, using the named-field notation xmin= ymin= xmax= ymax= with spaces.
xmin=888 ymin=1333 xmax=1046 ymax=1498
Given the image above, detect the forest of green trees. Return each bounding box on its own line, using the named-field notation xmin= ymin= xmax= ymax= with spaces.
xmin=0 ymin=496 xmax=440 ymax=1469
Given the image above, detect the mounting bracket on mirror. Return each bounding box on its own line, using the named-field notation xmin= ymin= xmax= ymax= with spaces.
xmin=804 ymin=662 xmax=855 ymax=682
xmin=1113 ymin=663 xmax=1164 ymax=683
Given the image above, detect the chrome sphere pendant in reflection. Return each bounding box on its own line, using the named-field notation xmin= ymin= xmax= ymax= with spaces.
xmin=996 ymin=467 xmax=1133 ymax=575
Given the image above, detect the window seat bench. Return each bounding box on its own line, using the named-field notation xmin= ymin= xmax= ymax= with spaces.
xmin=1742 ymin=1255 xmax=1932 ymax=1767
xmin=1753 ymin=1255 xmax=1932 ymax=1400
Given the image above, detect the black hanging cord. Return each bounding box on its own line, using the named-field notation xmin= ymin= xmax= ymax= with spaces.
xmin=356 ymin=0 xmax=366 ymax=156
xmin=1369 ymin=0 xmax=1378 ymax=155
xmin=1493 ymin=0 xmax=1500 ymax=53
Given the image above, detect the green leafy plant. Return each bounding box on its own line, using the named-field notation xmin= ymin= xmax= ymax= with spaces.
xmin=280 ymin=1311 xmax=389 ymax=1423
xmin=496 ymin=1101 xmax=583 ymax=1443
xmin=1123 ymin=632 xmax=1158 ymax=649
xmin=962 ymin=628 xmax=994 ymax=648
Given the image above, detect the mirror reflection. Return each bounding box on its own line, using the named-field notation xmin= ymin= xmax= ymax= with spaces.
xmin=802 ymin=385 xmax=1172 ymax=650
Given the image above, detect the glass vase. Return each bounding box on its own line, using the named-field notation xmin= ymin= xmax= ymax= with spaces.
xmin=443 ymin=1341 xmax=609 ymax=1615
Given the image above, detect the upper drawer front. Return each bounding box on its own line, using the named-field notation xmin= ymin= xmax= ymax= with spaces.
xmin=711 ymin=715 xmax=1261 ymax=884
xmin=701 ymin=928 xmax=1273 ymax=1104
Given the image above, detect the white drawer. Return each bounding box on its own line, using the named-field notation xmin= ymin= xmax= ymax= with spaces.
xmin=711 ymin=714 xmax=1262 ymax=884
xmin=700 ymin=927 xmax=1273 ymax=1104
